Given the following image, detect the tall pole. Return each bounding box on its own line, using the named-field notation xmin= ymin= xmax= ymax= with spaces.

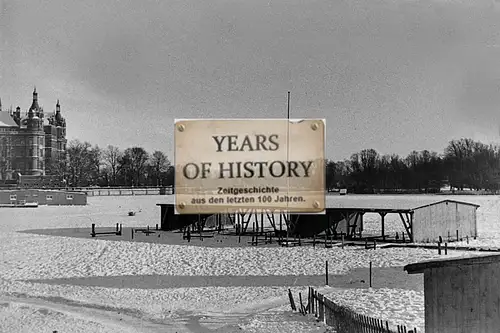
xmin=287 ymin=91 xmax=290 ymax=120
xmin=286 ymin=91 xmax=290 ymax=237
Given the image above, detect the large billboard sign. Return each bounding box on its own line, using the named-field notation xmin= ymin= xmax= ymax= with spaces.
xmin=174 ymin=119 xmax=325 ymax=214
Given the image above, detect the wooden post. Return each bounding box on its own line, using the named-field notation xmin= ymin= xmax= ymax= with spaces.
xmin=314 ymin=290 xmax=318 ymax=317
xmin=381 ymin=213 xmax=386 ymax=241
xmin=156 ymin=224 xmax=159 ymax=230
xmin=438 ymin=242 xmax=441 ymax=255
xmin=456 ymin=230 xmax=459 ymax=242
xmin=439 ymin=236 xmax=442 ymax=243
xmin=91 ymin=223 xmax=96 ymax=237
xmin=298 ymin=234 xmax=301 ymax=246
xmin=131 ymin=228 xmax=134 ymax=240
xmin=467 ymin=235 xmax=469 ymax=244
xmin=286 ymin=227 xmax=289 ymax=246
xmin=445 ymin=242 xmax=448 ymax=255
xmin=373 ymin=239 xmax=377 ymax=250
xmin=448 ymin=231 xmax=450 ymax=242
xmin=325 ymin=260 xmax=329 ymax=285
xmin=279 ymin=213 xmax=283 ymax=235
xmin=288 ymin=289 xmax=296 ymax=311
xmin=116 ymin=223 xmax=119 ymax=234
xmin=307 ymin=287 xmax=311 ymax=314
xmin=309 ymin=288 xmax=312 ymax=315
xmin=402 ymin=232 xmax=405 ymax=243
xmin=369 ymin=261 xmax=372 ymax=287
xmin=341 ymin=233 xmax=344 ymax=249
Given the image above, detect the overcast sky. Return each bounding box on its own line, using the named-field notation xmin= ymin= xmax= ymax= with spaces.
xmin=1 ymin=0 xmax=500 ymax=161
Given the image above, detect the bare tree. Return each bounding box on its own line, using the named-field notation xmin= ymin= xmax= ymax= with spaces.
xmin=103 ymin=145 xmax=122 ymax=186
xmin=66 ymin=139 xmax=94 ymax=187
xmin=150 ymin=150 xmax=170 ymax=186
xmin=120 ymin=147 xmax=149 ymax=186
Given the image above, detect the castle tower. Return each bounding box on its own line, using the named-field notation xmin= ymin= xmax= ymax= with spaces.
xmin=26 ymin=87 xmax=44 ymax=176
xmin=14 ymin=106 xmax=21 ymax=124
xmin=55 ymin=99 xmax=61 ymax=122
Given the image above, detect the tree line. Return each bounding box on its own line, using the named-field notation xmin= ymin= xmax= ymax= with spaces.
xmin=54 ymin=137 xmax=500 ymax=192
xmin=49 ymin=139 xmax=173 ymax=187
xmin=326 ymin=138 xmax=500 ymax=193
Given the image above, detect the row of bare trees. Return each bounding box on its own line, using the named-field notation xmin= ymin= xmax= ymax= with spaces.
xmin=51 ymin=137 xmax=500 ymax=191
xmin=49 ymin=139 xmax=173 ymax=187
xmin=326 ymin=138 xmax=500 ymax=193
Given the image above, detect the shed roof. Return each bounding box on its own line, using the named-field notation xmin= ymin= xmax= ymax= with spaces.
xmin=323 ymin=196 xmax=480 ymax=211
xmin=156 ymin=195 xmax=480 ymax=212
xmin=405 ymin=253 xmax=500 ymax=274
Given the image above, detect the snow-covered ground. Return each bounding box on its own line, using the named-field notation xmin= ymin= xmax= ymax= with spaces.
xmin=0 ymin=194 xmax=497 ymax=332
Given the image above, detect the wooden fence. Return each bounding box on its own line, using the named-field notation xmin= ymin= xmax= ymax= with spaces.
xmin=289 ymin=287 xmax=418 ymax=333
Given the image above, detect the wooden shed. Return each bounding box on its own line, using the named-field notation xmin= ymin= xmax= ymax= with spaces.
xmin=411 ymin=200 xmax=479 ymax=243
xmin=325 ymin=197 xmax=480 ymax=243
xmin=405 ymin=254 xmax=500 ymax=332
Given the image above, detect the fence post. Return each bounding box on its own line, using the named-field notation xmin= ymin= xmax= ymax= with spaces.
xmin=288 ymin=289 xmax=296 ymax=311
xmin=318 ymin=293 xmax=324 ymax=322
xmin=311 ymin=287 xmax=314 ymax=314
xmin=91 ymin=223 xmax=95 ymax=237
xmin=369 ymin=261 xmax=372 ymax=288
xmin=325 ymin=260 xmax=329 ymax=286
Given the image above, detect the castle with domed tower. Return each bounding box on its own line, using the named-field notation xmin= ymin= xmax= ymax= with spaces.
xmin=0 ymin=88 xmax=67 ymax=182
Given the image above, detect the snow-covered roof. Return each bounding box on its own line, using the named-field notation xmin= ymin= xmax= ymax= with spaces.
xmin=0 ymin=112 xmax=18 ymax=127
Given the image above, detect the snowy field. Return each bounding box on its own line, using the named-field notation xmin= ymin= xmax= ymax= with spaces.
xmin=0 ymin=194 xmax=498 ymax=332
